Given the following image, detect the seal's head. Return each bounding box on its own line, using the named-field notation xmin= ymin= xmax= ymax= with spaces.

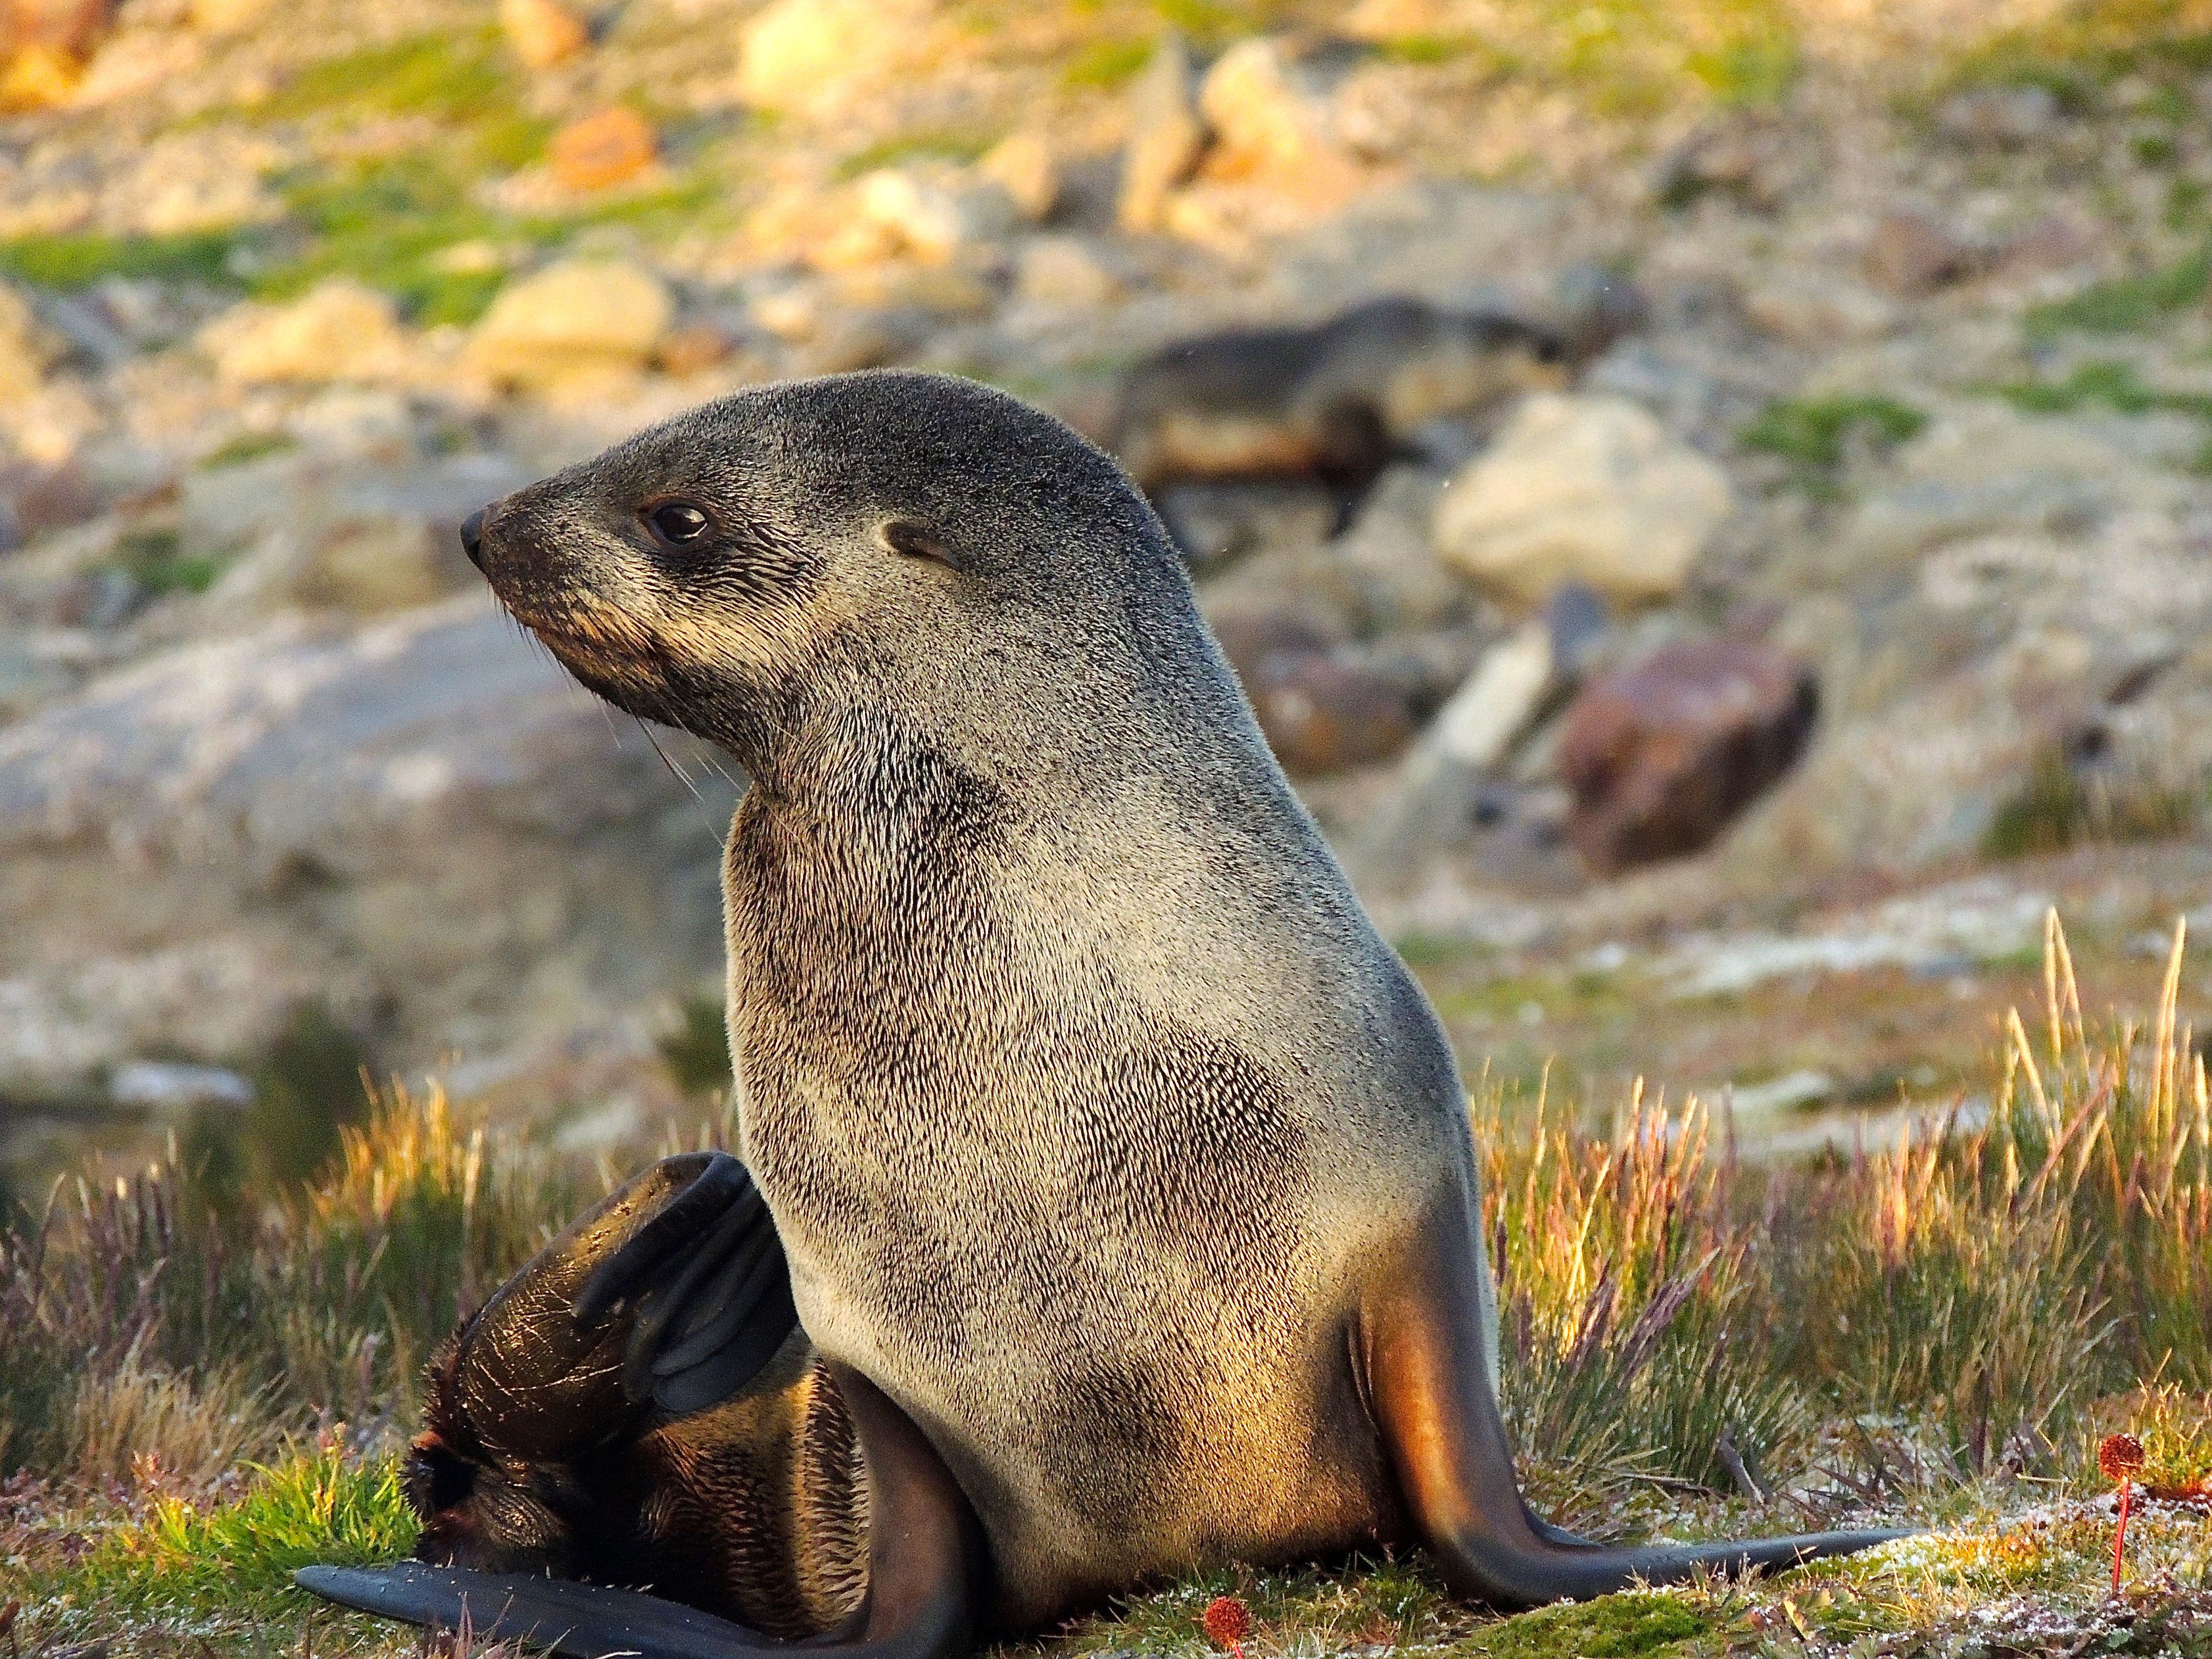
xmin=397 ymin=1153 xmax=732 ymax=1578
xmin=462 ymin=370 xmax=1248 ymax=794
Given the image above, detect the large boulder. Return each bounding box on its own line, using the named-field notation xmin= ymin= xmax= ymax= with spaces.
xmin=738 ymin=0 xmax=941 ymax=116
xmin=197 ymin=279 xmax=409 ymax=386
xmin=499 ymin=0 xmax=589 ymax=70
xmin=1117 ymin=31 xmax=1207 ymax=232
xmin=0 ymin=599 xmax=736 ymax=1102
xmin=463 ymin=259 xmax=673 ymax=392
xmin=0 ymin=279 xmax=58 ymax=404
xmin=1555 ymin=639 xmax=1817 ymax=874
xmin=1433 ymin=393 xmax=1734 ymax=607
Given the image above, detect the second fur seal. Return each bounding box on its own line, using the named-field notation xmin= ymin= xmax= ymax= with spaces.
xmin=303 ymin=371 xmax=1900 ymax=1657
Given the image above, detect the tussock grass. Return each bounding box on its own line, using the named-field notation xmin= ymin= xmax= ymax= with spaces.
xmin=0 ymin=1084 xmax=567 ymax=1478
xmin=2 ymin=919 xmax=2209 ymax=1656
xmin=1484 ymin=1092 xmax=1811 ymax=1513
xmin=1486 ymin=912 xmax=2212 ymax=1510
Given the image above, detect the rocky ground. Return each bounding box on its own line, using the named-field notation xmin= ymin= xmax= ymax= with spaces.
xmin=5 ymin=0 xmax=2212 ymax=1186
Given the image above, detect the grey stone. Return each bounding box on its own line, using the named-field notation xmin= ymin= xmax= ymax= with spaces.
xmin=108 ymin=1060 xmax=253 ymax=1112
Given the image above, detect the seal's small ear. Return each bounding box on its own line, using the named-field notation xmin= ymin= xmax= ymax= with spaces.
xmin=881 ymin=518 xmax=966 ymax=574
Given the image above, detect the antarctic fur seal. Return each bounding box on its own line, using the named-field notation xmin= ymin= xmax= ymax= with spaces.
xmin=1112 ymin=297 xmax=1570 ymax=503
xmin=303 ymin=370 xmax=1900 ymax=1655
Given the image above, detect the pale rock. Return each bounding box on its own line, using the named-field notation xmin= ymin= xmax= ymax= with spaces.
xmin=1863 ymin=206 xmax=1975 ymax=296
xmin=110 ymin=131 xmax=287 ymax=237
xmin=1434 ymin=393 xmax=1734 ymax=606
xmin=500 ymin=0 xmax=589 ymax=71
xmin=1199 ymin=36 xmax=1353 ymax=172
xmin=109 ymin=1060 xmax=252 ymax=1112
xmin=738 ymin=0 xmax=939 ymax=116
xmin=464 ymin=258 xmax=673 ymax=390
xmin=1014 ymin=234 xmax=1121 ymax=307
xmin=1117 ymin=31 xmax=1206 ymax=232
xmin=1427 ymin=622 xmax=1556 ymax=772
xmin=71 ymin=25 xmax=200 ymax=105
xmin=1348 ymin=618 xmax=1560 ymax=874
xmin=854 ymin=166 xmax=1018 ymax=266
xmin=1334 ymin=466 xmax=1474 ymax=636
xmin=0 ymin=280 xmax=58 ymax=404
xmin=1820 ymin=401 xmax=2195 ymax=579
xmin=179 ymin=448 xmax=524 ymax=618
xmin=978 ymin=131 xmax=1060 ymax=222
xmin=1936 ymin=84 xmax=2059 ymax=147
xmin=198 ymin=279 xmax=408 ymax=385
xmin=828 ymin=261 xmax=994 ymax=319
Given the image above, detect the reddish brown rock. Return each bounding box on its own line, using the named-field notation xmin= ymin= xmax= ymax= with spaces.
xmin=1211 ymin=610 xmax=1413 ymax=773
xmin=549 ymin=106 xmax=656 ymax=193
xmin=5 ymin=0 xmax=111 ymax=57
xmin=657 ymin=323 xmax=733 ymax=377
xmin=0 ymin=457 xmax=99 ymax=552
xmin=1244 ymin=650 xmax=1415 ymax=776
xmin=1864 ymin=207 xmax=1974 ymax=296
xmin=1556 ymin=640 xmax=1816 ymax=873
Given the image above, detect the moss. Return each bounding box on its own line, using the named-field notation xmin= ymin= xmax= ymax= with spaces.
xmin=1062 ymin=36 xmax=1153 ymax=88
xmin=1460 ymin=1594 xmax=1710 ymax=1657
xmin=1741 ymin=395 xmax=1928 ymax=470
xmin=2026 ymin=241 xmax=2212 ymax=339
xmin=2135 ymin=129 xmax=2181 ymax=165
xmin=0 ymin=229 xmax=243 ymax=290
xmin=1686 ymin=33 xmax=1799 ymax=106
xmin=1998 ymin=356 xmax=2212 ymax=420
xmin=833 ymin=128 xmax=998 ymax=182
xmin=255 ymin=28 xmax=512 ymax=125
xmin=113 ymin=526 xmax=227 ymax=597
xmin=196 ymin=431 xmax=299 ymax=470
xmin=1938 ymin=0 xmax=2212 ymax=113
xmin=1003 ymin=1554 xmax=1486 ymax=1659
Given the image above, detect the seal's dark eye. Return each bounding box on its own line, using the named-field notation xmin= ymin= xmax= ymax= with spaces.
xmin=646 ymin=501 xmax=710 ymax=548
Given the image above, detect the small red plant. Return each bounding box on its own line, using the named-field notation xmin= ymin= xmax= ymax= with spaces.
xmin=2100 ymin=1432 xmax=2146 ymax=1592
xmin=1202 ymin=1595 xmax=1252 ymax=1659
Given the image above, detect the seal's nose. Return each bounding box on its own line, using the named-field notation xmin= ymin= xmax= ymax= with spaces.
xmin=460 ymin=508 xmax=487 ymax=572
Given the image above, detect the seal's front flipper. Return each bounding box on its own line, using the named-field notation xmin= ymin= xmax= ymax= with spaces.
xmin=572 ymin=1150 xmax=801 ymax=1416
xmin=1362 ymin=1182 xmax=1910 ymax=1611
xmin=297 ymin=1562 xmax=773 ymax=1659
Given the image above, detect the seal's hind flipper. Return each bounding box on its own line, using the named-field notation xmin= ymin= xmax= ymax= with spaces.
xmin=297 ymin=1562 xmax=771 ymax=1658
xmin=1363 ymin=1182 xmax=1911 ymax=1610
xmin=573 ymin=1150 xmax=801 ymax=1416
